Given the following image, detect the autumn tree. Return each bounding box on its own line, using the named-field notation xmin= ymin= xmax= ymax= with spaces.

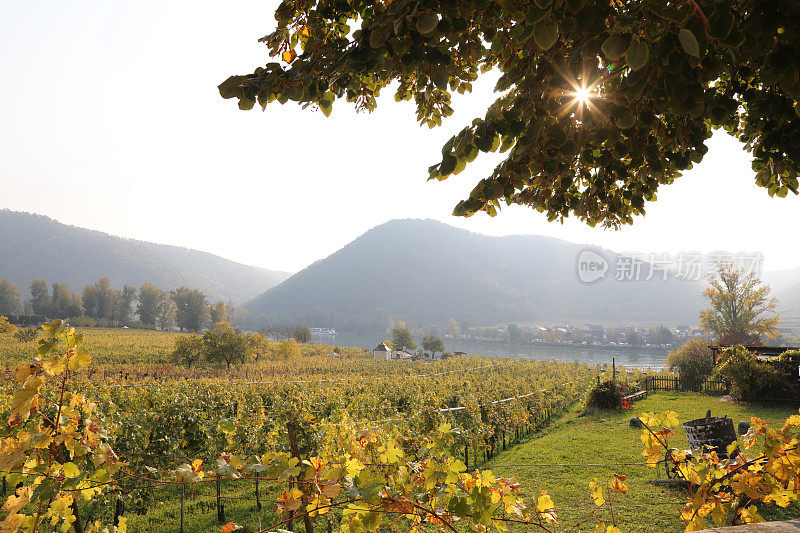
xmin=391 ymin=326 xmax=416 ymax=351
xmin=422 ymin=336 xmax=445 ymax=356
xmin=49 ymin=283 xmax=82 ymax=319
xmin=506 ymin=323 xmax=522 ymax=343
xmin=157 ymin=293 xmax=176 ymax=331
xmin=112 ymin=285 xmax=137 ymax=325
xmin=171 ymin=286 xmax=208 ymax=332
xmin=29 ymin=279 xmax=50 ymax=316
xmin=209 ymin=300 xmax=230 ymax=324
xmin=699 ymin=264 xmax=779 ymax=344
xmin=625 ymin=330 xmax=645 ymax=347
xmin=445 ymin=318 xmax=461 ymax=338
xmin=172 ymin=334 xmax=205 ymax=367
xmin=245 ymin=332 xmax=271 ymax=362
xmin=0 ymin=279 xmax=21 ymax=316
xmin=201 ymin=322 xmax=250 ymax=367
xmin=293 ymin=324 xmax=313 ymax=343
xmin=220 ymin=1 xmax=800 ymax=225
xmin=137 ymin=283 xmax=164 ymax=326
xmin=275 ymin=338 xmax=303 ymax=359
xmin=82 ymin=278 xmax=114 ymax=320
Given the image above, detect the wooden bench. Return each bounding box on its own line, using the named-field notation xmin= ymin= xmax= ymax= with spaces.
xmin=622 ymin=390 xmax=648 ymax=402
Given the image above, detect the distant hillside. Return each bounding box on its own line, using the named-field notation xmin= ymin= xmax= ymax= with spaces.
xmin=246 ymin=219 xmax=705 ymax=329
xmin=775 ymin=282 xmax=800 ymax=330
xmin=762 ymin=268 xmax=800 ymax=330
xmin=0 ymin=210 xmax=290 ymax=303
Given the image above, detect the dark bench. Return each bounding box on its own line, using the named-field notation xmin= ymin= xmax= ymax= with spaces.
xmin=623 ymin=390 xmax=647 ymax=402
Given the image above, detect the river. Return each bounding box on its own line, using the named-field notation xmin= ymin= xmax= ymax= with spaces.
xmin=311 ymin=331 xmax=669 ymax=370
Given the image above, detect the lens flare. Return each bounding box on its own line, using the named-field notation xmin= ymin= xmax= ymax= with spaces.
xmin=574 ymin=86 xmax=593 ymax=106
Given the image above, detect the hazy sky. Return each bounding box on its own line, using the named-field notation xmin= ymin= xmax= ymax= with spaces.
xmin=2 ymin=1 xmax=799 ymax=274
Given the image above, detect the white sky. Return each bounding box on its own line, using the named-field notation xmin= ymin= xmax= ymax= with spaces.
xmin=2 ymin=1 xmax=799 ymax=274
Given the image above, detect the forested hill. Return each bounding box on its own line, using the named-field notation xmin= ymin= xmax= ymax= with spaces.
xmin=0 ymin=210 xmax=290 ymax=303
xmin=246 ymin=219 xmax=705 ymax=329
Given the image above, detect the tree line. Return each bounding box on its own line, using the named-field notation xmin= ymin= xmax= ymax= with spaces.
xmin=0 ymin=277 xmax=231 ymax=332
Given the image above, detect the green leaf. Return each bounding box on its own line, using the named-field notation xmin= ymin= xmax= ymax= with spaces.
xmin=320 ymin=100 xmax=332 ymax=117
xmin=533 ymin=22 xmax=558 ymax=51
xmin=369 ymin=26 xmax=389 ymax=48
xmin=525 ymin=5 xmax=549 ymax=23
xmin=601 ymin=35 xmax=629 ymax=61
xmin=678 ymin=28 xmax=700 ymax=57
xmin=615 ymin=110 xmax=636 ymax=129
xmin=448 ymin=496 xmax=470 ymax=518
xmin=416 ymin=12 xmax=438 ymax=34
xmin=218 ymin=76 xmax=245 ymax=100
xmin=626 ymin=41 xmax=649 ymax=71
xmin=440 ymin=154 xmax=457 ymax=175
xmin=62 ymin=462 xmax=80 ymax=479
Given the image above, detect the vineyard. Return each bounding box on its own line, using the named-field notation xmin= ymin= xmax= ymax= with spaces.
xmin=89 ymin=357 xmax=597 ymax=531
xmin=3 ymin=323 xmax=798 ymax=533
xmin=0 ymin=327 xmax=365 ymax=369
xmin=0 ymin=324 xmax=602 ymax=531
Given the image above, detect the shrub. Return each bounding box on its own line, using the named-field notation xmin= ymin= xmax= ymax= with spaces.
xmin=713 ymin=346 xmax=800 ymax=402
xmin=275 ymin=338 xmax=302 ymax=360
xmin=666 ymin=338 xmax=714 ymax=387
xmin=585 ymin=379 xmax=632 ymax=410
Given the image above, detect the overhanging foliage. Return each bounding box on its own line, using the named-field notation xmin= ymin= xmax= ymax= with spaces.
xmin=220 ymin=0 xmax=800 ymax=225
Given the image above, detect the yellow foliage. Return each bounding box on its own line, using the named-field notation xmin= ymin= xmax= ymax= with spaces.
xmin=0 ymin=316 xmax=17 ymax=335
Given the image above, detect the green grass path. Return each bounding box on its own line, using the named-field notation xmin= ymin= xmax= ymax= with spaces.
xmin=482 ymin=393 xmax=798 ymax=532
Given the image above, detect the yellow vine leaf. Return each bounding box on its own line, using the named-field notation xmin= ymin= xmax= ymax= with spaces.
xmin=589 ymin=479 xmax=605 ymax=507
xmin=536 ymin=490 xmax=557 ymax=524
xmin=378 ymin=442 xmax=403 ymax=464
xmin=739 ymin=505 xmax=764 ymax=524
xmin=10 ymin=376 xmax=44 ymax=422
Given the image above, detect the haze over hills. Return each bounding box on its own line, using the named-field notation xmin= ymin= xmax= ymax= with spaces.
xmin=4 ymin=211 xmax=797 ymax=330
xmin=773 ymin=278 xmax=800 ymax=329
xmin=0 ymin=210 xmax=290 ymax=303
xmin=246 ymin=219 xmax=713 ymax=330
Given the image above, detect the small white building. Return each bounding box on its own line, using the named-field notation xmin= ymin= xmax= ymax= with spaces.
xmin=373 ymin=342 xmax=391 ymax=360
xmin=392 ymin=349 xmax=414 ymax=360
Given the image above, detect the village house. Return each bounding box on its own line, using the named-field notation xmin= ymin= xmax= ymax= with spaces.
xmin=373 ymin=342 xmax=415 ymax=361
xmin=582 ymin=323 xmax=607 ymax=339
xmin=372 ymin=342 xmax=391 ymax=360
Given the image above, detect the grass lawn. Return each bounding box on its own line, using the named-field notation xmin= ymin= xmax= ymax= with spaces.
xmin=482 ymin=392 xmax=799 ymax=533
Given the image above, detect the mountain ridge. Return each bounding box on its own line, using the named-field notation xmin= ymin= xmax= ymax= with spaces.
xmin=0 ymin=210 xmax=290 ymax=303
xmin=245 ymin=219 xmax=710 ymax=329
